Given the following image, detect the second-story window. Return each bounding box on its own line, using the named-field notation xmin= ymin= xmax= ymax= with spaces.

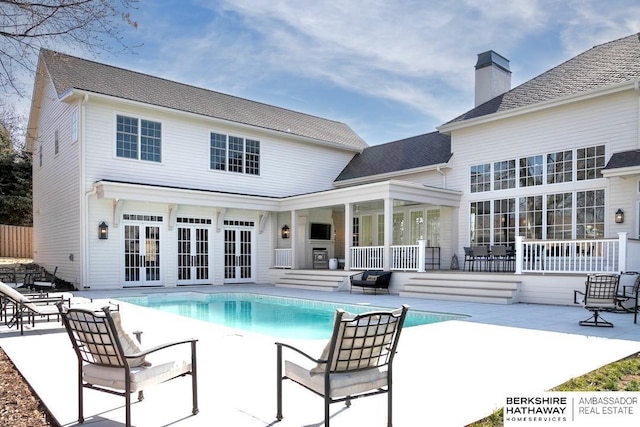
xmin=116 ymin=115 xmax=162 ymax=162
xmin=519 ymin=155 xmax=543 ymax=187
xmin=577 ymin=145 xmax=605 ymax=180
xmin=210 ymin=132 xmax=260 ymax=175
xmin=470 ymin=163 xmax=491 ymax=193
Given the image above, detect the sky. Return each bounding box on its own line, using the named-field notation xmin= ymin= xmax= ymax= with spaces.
xmin=13 ymin=0 xmax=640 ymax=146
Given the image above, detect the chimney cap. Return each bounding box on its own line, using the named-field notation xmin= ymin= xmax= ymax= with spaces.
xmin=475 ymin=50 xmax=511 ymax=73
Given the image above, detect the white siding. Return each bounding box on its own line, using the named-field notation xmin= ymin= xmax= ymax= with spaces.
xmin=82 ymin=98 xmax=356 ymax=198
xmin=32 ymin=79 xmax=82 ymax=285
xmin=447 ymin=90 xmax=640 ymax=259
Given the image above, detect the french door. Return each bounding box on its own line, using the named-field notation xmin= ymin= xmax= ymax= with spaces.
xmin=177 ymin=220 xmax=211 ymax=285
xmin=123 ymin=221 xmax=162 ymax=287
xmin=224 ymin=221 xmax=255 ymax=283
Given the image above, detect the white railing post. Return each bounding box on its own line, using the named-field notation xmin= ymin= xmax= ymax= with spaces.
xmin=417 ymin=240 xmax=426 ymax=272
xmin=618 ymin=232 xmax=628 ymax=272
xmin=515 ymin=236 xmax=524 ymax=275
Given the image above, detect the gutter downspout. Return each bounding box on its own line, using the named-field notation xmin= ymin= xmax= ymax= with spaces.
xmin=436 ymin=165 xmax=447 ymax=188
xmin=80 ymin=94 xmax=91 ymax=288
xmin=634 ymin=81 xmax=640 ymax=149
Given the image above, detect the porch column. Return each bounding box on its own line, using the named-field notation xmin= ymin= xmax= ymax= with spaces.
xmin=291 ymin=211 xmax=298 ymax=269
xmin=515 ymin=235 xmax=524 ymax=275
xmin=618 ymin=231 xmax=628 ymax=272
xmin=344 ymin=203 xmax=352 ymax=270
xmin=383 ymin=197 xmax=393 ymax=270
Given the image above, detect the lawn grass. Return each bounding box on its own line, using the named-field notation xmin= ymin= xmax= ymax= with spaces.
xmin=467 ymin=352 xmax=640 ymax=427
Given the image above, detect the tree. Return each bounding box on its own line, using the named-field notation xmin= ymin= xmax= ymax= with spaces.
xmin=0 ymin=0 xmax=138 ymax=96
xmin=0 ymin=103 xmax=31 ymax=226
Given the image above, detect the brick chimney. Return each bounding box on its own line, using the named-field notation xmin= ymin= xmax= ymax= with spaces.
xmin=475 ymin=50 xmax=511 ymax=107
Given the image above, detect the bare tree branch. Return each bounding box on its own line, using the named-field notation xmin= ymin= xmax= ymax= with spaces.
xmin=0 ymin=0 xmax=139 ymax=96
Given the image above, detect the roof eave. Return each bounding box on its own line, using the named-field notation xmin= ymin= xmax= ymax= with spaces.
xmin=601 ymin=165 xmax=640 ymax=178
xmin=438 ymin=80 xmax=640 ymax=134
xmin=333 ymin=163 xmax=452 ymax=188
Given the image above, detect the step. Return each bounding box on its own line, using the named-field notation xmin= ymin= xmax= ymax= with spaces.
xmin=401 ymin=275 xmax=521 ymax=304
xmin=274 ymin=271 xmax=348 ymax=292
xmin=399 ymin=290 xmax=515 ymax=304
xmin=403 ymin=284 xmax=517 ymax=298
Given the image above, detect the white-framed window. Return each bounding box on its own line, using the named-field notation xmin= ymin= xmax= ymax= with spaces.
xmin=426 ymin=209 xmax=440 ymax=247
xmin=392 ymin=212 xmax=404 ymax=245
xmin=576 ymin=189 xmax=605 ymax=238
xmin=493 ymin=198 xmax=515 ymax=245
xmin=377 ymin=214 xmax=384 ymax=245
xmin=470 ymin=163 xmax=491 ymax=193
xmin=547 ymin=150 xmax=572 ymax=184
xmin=577 ymin=145 xmax=605 ymax=180
xmin=519 ymin=155 xmax=543 ymax=187
xmin=494 ymin=160 xmax=516 ymax=190
xmin=470 ymin=201 xmax=491 ymax=244
xmin=116 ymin=115 xmax=162 ymax=162
xmin=210 ymin=132 xmax=260 ymax=175
xmin=71 ymin=109 xmax=78 ymax=143
xmin=518 ymin=195 xmax=543 ymax=239
xmin=547 ymin=192 xmax=572 ymax=239
xmin=410 ymin=210 xmax=424 ymax=243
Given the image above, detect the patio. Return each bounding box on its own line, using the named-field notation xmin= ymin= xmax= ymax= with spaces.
xmin=1 ymin=284 xmax=639 ymax=426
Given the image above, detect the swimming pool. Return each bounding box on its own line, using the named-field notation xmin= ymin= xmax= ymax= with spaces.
xmin=118 ymin=292 xmax=467 ymax=339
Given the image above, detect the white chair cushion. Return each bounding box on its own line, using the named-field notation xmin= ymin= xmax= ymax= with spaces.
xmin=285 ymin=360 xmax=388 ymax=397
xmin=83 ymin=359 xmax=191 ymax=392
xmin=110 ymin=311 xmax=150 ymax=367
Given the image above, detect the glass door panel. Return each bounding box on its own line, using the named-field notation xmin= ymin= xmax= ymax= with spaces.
xmin=123 ymin=224 xmax=161 ymax=287
xmin=224 ymin=227 xmax=254 ymax=283
xmin=178 ymin=226 xmax=210 ymax=285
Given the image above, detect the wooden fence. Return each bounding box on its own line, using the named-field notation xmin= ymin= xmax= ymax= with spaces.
xmin=0 ymin=224 xmax=33 ymax=258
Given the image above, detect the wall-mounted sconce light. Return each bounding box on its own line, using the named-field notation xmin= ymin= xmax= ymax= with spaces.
xmin=98 ymin=221 xmax=109 ymax=239
xmin=615 ymin=209 xmax=624 ymax=224
xmin=281 ymin=225 xmax=290 ymax=239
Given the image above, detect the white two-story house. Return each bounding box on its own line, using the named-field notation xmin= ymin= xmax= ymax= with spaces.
xmin=27 ymin=33 xmax=640 ymax=304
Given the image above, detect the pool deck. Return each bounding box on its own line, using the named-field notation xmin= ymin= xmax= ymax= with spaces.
xmin=1 ymin=284 xmax=640 ymax=426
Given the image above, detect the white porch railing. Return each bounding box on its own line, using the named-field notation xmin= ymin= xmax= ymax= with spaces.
xmin=274 ymin=233 xmax=640 ymax=273
xmin=514 ymin=233 xmax=633 ymax=274
xmin=274 ymin=249 xmax=292 ymax=269
xmin=350 ymin=246 xmax=384 ymax=270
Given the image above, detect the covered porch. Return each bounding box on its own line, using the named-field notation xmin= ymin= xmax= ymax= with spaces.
xmin=274 ymin=179 xmax=462 ymax=272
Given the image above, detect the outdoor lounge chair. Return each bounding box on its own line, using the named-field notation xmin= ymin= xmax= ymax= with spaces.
xmin=276 ymin=304 xmax=409 ymax=427
xmin=573 ymin=274 xmax=620 ymax=327
xmin=58 ymin=305 xmax=199 ymax=427
xmin=0 ymin=280 xmax=69 ymax=334
xmin=32 ymin=266 xmax=57 ymax=291
xmin=349 ymin=270 xmax=392 ymax=294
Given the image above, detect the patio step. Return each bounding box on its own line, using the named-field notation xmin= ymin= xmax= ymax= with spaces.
xmin=400 ymin=275 xmax=521 ymax=304
xmin=274 ymin=270 xmax=349 ymax=292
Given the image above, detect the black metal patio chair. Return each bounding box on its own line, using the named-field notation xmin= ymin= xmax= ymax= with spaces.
xmin=58 ymin=305 xmax=199 ymax=427
xmin=573 ymin=274 xmax=620 ymax=327
xmin=276 ymin=305 xmax=409 ymax=427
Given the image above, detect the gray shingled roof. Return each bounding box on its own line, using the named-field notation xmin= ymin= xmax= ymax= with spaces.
xmin=445 ymin=33 xmax=640 ymax=125
xmin=335 ymin=131 xmax=451 ymax=181
xmin=603 ymin=150 xmax=640 ymax=170
xmin=40 ymin=49 xmax=367 ymax=150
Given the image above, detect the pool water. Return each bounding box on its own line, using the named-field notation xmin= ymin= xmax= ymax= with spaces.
xmin=118 ymin=292 xmax=466 ymax=339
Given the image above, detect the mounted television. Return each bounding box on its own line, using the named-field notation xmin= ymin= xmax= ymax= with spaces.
xmin=310 ymin=223 xmax=331 ymax=240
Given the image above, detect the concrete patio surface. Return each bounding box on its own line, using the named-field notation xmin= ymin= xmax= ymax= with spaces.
xmin=1 ymin=284 xmax=640 ymax=426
